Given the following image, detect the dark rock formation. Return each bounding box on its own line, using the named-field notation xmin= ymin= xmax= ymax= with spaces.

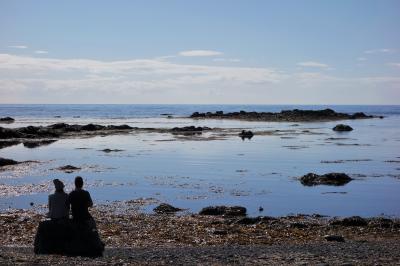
xmin=0 ymin=123 xmax=134 ymax=139
xmin=153 ymin=203 xmax=182 ymax=214
xmin=0 ymin=117 xmax=15 ymax=123
xmin=0 ymin=157 xmax=19 ymax=167
xmin=56 ymin=165 xmax=81 ymax=173
xmin=0 ymin=140 xmax=21 ymax=149
xmin=238 ymin=130 xmax=254 ymax=139
xmin=34 ymin=220 xmax=104 ymax=257
xmin=100 ymin=149 xmax=124 ymax=153
xmin=333 ymin=124 xmax=353 ymax=131
xmin=199 ymin=206 xmax=247 ymax=216
xmin=190 ymin=109 xmax=375 ymax=122
xmin=330 ymin=216 xmax=368 ymax=226
xmin=22 ymin=140 xmax=57 ymax=148
xmin=300 ymin=173 xmax=353 ymax=186
xmin=171 ymin=126 xmax=210 ymax=132
xmin=324 ymin=235 xmax=345 ymax=242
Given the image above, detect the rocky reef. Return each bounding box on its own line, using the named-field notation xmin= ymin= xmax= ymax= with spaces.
xmin=190 ymin=109 xmax=375 ymax=122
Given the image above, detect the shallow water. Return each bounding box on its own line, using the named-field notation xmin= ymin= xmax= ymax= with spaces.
xmin=0 ymin=105 xmax=399 ymax=217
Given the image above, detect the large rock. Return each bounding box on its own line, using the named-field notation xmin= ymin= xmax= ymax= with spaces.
xmin=332 ymin=124 xmax=353 ymax=131
xmin=0 ymin=157 xmax=19 ymax=167
xmin=153 ymin=203 xmax=182 ymax=214
xmin=238 ymin=130 xmax=254 ymax=139
xmin=300 ymin=172 xmax=353 ymax=186
xmin=34 ymin=220 xmax=104 ymax=257
xmin=199 ymin=206 xmax=247 ymax=216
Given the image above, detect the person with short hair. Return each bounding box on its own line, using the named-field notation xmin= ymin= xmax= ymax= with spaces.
xmin=48 ymin=179 xmax=69 ymax=221
xmin=68 ymin=176 xmax=95 ymax=227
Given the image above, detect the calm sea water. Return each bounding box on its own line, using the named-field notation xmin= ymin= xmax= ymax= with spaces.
xmin=1 ymin=104 xmax=399 ymax=217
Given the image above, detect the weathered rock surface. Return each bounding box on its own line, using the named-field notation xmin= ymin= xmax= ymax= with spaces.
xmin=190 ymin=109 xmax=375 ymax=122
xmin=0 ymin=117 xmax=15 ymax=123
xmin=300 ymin=172 xmax=353 ymax=186
xmin=34 ymin=220 xmax=104 ymax=257
xmin=0 ymin=157 xmax=19 ymax=167
xmin=0 ymin=123 xmax=134 ymax=139
xmin=153 ymin=203 xmax=182 ymax=214
xmin=330 ymin=216 xmax=368 ymax=226
xmin=333 ymin=124 xmax=353 ymax=131
xmin=199 ymin=206 xmax=247 ymax=216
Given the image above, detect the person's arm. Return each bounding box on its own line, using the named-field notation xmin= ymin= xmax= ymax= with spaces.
xmin=87 ymin=192 xmax=93 ymax=208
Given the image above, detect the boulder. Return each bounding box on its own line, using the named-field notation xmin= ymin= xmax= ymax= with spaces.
xmin=300 ymin=172 xmax=353 ymax=186
xmin=199 ymin=206 xmax=247 ymax=216
xmin=153 ymin=203 xmax=182 ymax=214
xmin=333 ymin=124 xmax=353 ymax=131
xmin=238 ymin=130 xmax=254 ymax=139
xmin=34 ymin=220 xmax=104 ymax=257
xmin=0 ymin=157 xmax=19 ymax=167
xmin=324 ymin=234 xmax=345 ymax=242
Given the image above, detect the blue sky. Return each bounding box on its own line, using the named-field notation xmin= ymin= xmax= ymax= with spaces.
xmin=0 ymin=0 xmax=399 ymax=104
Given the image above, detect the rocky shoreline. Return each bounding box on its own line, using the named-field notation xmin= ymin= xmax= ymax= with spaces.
xmin=190 ymin=108 xmax=379 ymax=122
xmin=0 ymin=202 xmax=399 ymax=265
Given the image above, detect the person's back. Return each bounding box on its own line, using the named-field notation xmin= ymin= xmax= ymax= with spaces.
xmin=48 ymin=179 xmax=69 ymax=220
xmin=68 ymin=176 xmax=93 ymax=222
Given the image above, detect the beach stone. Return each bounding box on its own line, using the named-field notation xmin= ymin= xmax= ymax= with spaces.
xmin=330 ymin=216 xmax=368 ymax=226
xmin=199 ymin=206 xmax=247 ymax=216
xmin=299 ymin=173 xmax=353 ymax=186
xmin=153 ymin=203 xmax=182 ymax=214
xmin=333 ymin=124 xmax=353 ymax=131
xmin=34 ymin=220 xmax=104 ymax=257
xmin=238 ymin=130 xmax=254 ymax=139
xmin=0 ymin=157 xmax=19 ymax=167
xmin=0 ymin=117 xmax=15 ymax=123
xmin=324 ymin=235 xmax=345 ymax=242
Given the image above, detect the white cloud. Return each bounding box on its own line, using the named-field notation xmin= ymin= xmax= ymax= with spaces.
xmin=8 ymin=45 xmax=28 ymax=49
xmin=357 ymin=57 xmax=367 ymax=61
xmin=297 ymin=61 xmax=329 ymax=68
xmin=0 ymin=54 xmax=399 ymax=104
xmin=34 ymin=50 xmax=48 ymax=54
xmin=179 ymin=50 xmax=222 ymax=57
xmin=364 ymin=48 xmax=395 ymax=54
xmin=213 ymin=58 xmax=241 ymax=62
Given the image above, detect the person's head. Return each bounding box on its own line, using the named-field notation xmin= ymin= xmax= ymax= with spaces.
xmin=53 ymin=179 xmax=64 ymax=192
xmin=74 ymin=176 xmax=84 ymax=189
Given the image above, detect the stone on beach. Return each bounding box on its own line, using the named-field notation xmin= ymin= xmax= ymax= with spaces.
xmin=332 ymin=124 xmax=353 ymax=131
xmin=299 ymin=173 xmax=353 ymax=186
xmin=199 ymin=206 xmax=247 ymax=216
xmin=153 ymin=203 xmax=182 ymax=214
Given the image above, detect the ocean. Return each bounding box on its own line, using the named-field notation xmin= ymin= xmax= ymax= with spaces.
xmin=1 ymin=104 xmax=399 ymax=217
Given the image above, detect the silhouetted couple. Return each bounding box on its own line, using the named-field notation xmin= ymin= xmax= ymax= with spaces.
xmin=49 ymin=176 xmax=95 ymax=227
xmin=34 ymin=176 xmax=104 ymax=257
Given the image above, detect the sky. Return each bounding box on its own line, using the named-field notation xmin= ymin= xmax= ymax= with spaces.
xmin=0 ymin=0 xmax=399 ymax=104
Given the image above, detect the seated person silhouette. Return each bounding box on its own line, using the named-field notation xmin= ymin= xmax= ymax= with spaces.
xmin=68 ymin=176 xmax=96 ymax=229
xmin=48 ymin=179 xmax=69 ymax=221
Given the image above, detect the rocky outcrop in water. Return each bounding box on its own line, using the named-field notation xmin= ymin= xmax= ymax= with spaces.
xmin=333 ymin=124 xmax=353 ymax=131
xmin=238 ymin=130 xmax=254 ymax=139
xmin=0 ymin=157 xmax=19 ymax=167
xmin=299 ymin=173 xmax=353 ymax=186
xmin=190 ymin=109 xmax=375 ymax=122
xmin=0 ymin=117 xmax=14 ymax=123
xmin=0 ymin=123 xmax=134 ymax=139
xmin=199 ymin=206 xmax=247 ymax=216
